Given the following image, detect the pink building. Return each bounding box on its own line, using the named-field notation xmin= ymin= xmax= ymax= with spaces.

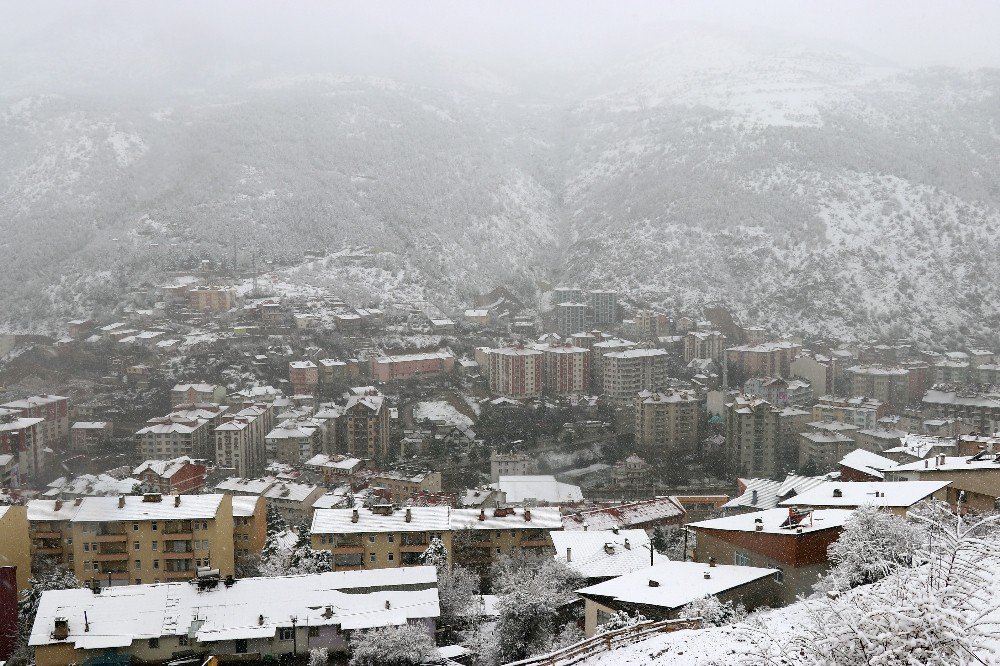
xmin=535 ymin=343 xmax=590 ymax=395
xmin=369 ymin=352 xmax=455 ymax=382
xmin=289 ymin=361 xmax=319 ymax=395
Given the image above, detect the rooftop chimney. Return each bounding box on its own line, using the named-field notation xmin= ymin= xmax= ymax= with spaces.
xmin=754 ymin=517 xmax=764 ymax=532
xmin=384 ymin=600 xmax=391 ymax=609
xmin=566 ymin=548 xmax=572 ymax=563
xmin=479 ymin=509 xmax=486 ymax=521
xmin=624 ymin=538 xmax=631 ymax=550
xmin=709 ymin=557 xmax=716 ymax=568
xmin=703 ymin=572 xmax=711 ymax=580
xmin=258 ymin=614 xmax=264 ymax=626
xmin=118 ymin=495 xmax=126 ymax=509
xmin=54 ymin=499 xmax=63 ymax=511
xmin=53 ymin=618 xmax=69 ymax=641
xmin=174 ymin=495 xmax=181 ymax=507
xmin=832 ymin=488 xmax=843 ymax=498
xmin=648 ymin=580 xmax=660 ymax=587
xmin=523 ymin=509 xmax=531 ymax=522
xmin=405 ymin=508 xmax=412 ymax=523
xmin=751 ymin=489 xmax=758 ymax=505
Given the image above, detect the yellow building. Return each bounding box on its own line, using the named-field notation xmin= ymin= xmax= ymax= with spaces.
xmin=0 ymin=505 xmax=32 ymax=590
xmin=312 ymin=505 xmax=452 ymax=570
xmin=28 ymin=494 xmax=236 ymax=586
xmin=449 ymin=506 xmax=561 ymax=570
xmin=231 ymin=496 xmax=267 ymax=572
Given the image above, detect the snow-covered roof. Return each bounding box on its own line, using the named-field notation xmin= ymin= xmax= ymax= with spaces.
xmin=71 ymin=421 xmax=109 ymax=430
xmin=922 ymin=389 xmax=1000 ymax=409
xmin=576 ymin=560 xmax=777 ymax=611
xmin=884 ymin=434 xmax=957 ymax=459
xmin=450 ymin=506 xmax=562 ymax=530
xmin=312 ymin=506 xmax=451 ymax=534
xmin=43 ymin=474 xmax=140 ymax=498
xmin=838 ymin=449 xmax=897 ymax=479
xmin=1 ymin=394 xmax=68 ymax=409
xmin=562 ymin=497 xmax=686 ymax=532
xmin=372 ymin=352 xmax=454 ymax=363
xmin=891 ymin=453 xmax=1000 ymax=473
xmin=133 ymin=456 xmax=197 ymax=479
xmin=289 ymin=360 xmax=317 ymax=369
xmin=604 ymin=348 xmax=668 ymax=360
xmin=27 ymin=499 xmax=83 ymax=522
xmin=304 ymin=454 xmax=363 ymax=471
xmin=29 ymin=567 xmax=440 ymax=649
xmin=780 ymin=481 xmax=950 ymax=509
xmin=215 ymin=477 xmax=277 ymax=495
xmin=69 ymin=494 xmax=226 ymax=522
xmin=263 ymin=482 xmax=320 ymax=504
xmin=231 ymin=495 xmax=263 ymax=518
xmin=722 ymin=474 xmax=835 ymax=511
xmin=551 ymin=530 xmax=664 ymax=579
xmin=171 ymin=383 xmax=218 ymax=393
xmin=491 ymin=475 xmax=583 ymax=504
xmin=690 ymin=508 xmax=853 ymax=535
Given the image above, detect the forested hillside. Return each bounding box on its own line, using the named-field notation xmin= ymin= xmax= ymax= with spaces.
xmin=2 ymin=24 xmax=1000 ymax=345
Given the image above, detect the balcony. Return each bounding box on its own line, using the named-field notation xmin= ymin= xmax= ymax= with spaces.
xmin=400 ymin=536 xmax=428 ymax=547
xmin=32 ymin=530 xmax=62 ymax=540
xmin=162 ymin=532 xmax=194 ymax=541
xmin=333 ymin=537 xmax=362 ymax=548
xmin=162 ymin=569 xmax=194 ymax=579
xmin=97 ymin=525 xmax=128 ymax=537
xmin=34 ymin=546 xmax=63 ymax=556
xmin=164 ymin=551 xmax=194 ymax=560
xmin=95 ymin=533 xmax=128 ymax=543
xmin=93 ymin=552 xmax=129 ymax=562
xmin=520 ymin=539 xmax=551 ymax=548
xmin=163 ymin=521 xmax=194 ymax=535
xmin=332 ymin=545 xmax=364 ymax=555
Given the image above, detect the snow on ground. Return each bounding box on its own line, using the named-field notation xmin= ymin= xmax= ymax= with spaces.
xmin=413 ymin=400 xmax=473 ymax=428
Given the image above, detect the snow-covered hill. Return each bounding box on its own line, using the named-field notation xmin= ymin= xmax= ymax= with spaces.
xmin=3 ymin=27 xmax=1000 ymax=344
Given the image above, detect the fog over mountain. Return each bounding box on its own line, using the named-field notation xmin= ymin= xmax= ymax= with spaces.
xmin=3 ymin=1 xmax=1000 ymax=346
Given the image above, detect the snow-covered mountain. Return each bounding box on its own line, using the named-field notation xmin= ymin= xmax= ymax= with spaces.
xmin=3 ymin=27 xmax=1000 ymax=344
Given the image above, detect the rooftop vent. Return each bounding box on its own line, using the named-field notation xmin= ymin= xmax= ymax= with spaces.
xmin=751 ymin=489 xmax=759 ymax=505
xmin=493 ymin=507 xmax=514 ymax=518
xmin=624 ymin=538 xmax=631 ymax=550
xmin=703 ymin=572 xmax=711 ymax=580
xmin=566 ymin=547 xmax=572 ymax=563
xmin=648 ymin=579 xmax=660 ymax=587
xmin=142 ymin=493 xmax=162 ymax=503
xmin=351 ymin=509 xmax=359 ymax=523
xmin=523 ymin=509 xmax=532 ymax=522
xmin=478 ymin=509 xmax=486 ymax=522
xmin=709 ymin=557 xmax=716 ymax=568
xmin=832 ymin=488 xmax=843 ymax=498
xmin=603 ymin=543 xmax=615 ymax=555
xmin=118 ymin=495 xmax=126 ymax=509
xmin=53 ymin=618 xmax=69 ymax=641
xmin=174 ymin=495 xmax=181 ymax=507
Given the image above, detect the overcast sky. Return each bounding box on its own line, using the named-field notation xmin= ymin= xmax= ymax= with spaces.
xmin=3 ymin=0 xmax=999 ymax=72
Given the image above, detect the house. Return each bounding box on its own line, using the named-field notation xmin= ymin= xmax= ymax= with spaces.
xmin=489 ymin=452 xmax=537 ymax=484
xmin=779 ymin=480 xmax=950 ymax=516
xmin=689 ymin=507 xmax=853 ymax=604
xmin=561 ymin=496 xmax=686 ymax=531
xmin=29 ymin=567 xmax=441 ymax=666
xmin=133 ymin=456 xmax=207 ymax=494
xmin=576 ymin=560 xmax=779 ymax=637
xmin=262 ymin=481 xmax=324 ymax=526
xmin=551 ymin=529 xmax=663 ymax=583
xmin=721 ymin=474 xmax=835 ymax=514
xmin=490 ymin=475 xmax=583 ymax=507
xmin=838 ymin=449 xmax=896 ymax=482
xmin=304 ymin=454 xmax=364 ymax=486
xmin=887 ymin=452 xmax=1000 ymax=513
xmin=170 ymin=383 xmax=224 ymax=406
xmin=367 ymin=469 xmax=443 ymax=504
xmin=369 ymin=352 xmax=455 ymax=383
xmin=312 ymin=506 xmax=452 ymax=570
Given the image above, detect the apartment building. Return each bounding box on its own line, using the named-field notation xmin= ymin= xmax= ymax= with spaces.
xmin=288 ymin=361 xmax=319 ymax=396
xmin=312 ymin=505 xmax=452 ymax=569
xmin=844 ymin=365 xmax=914 ymax=407
xmin=450 ymin=506 xmax=561 ymax=570
xmin=0 ymin=411 xmax=45 ymax=480
xmin=724 ymin=341 xmax=801 ymax=385
xmin=133 ymin=456 xmax=207 ymax=494
xmin=368 ymin=469 xmax=443 ymax=504
xmin=488 ymin=346 xmax=544 ymax=399
xmin=186 ymin=286 xmax=236 ymax=312
xmin=215 ymin=404 xmax=271 ymax=478
xmin=590 ymin=338 xmax=637 ymax=393
xmin=231 ymin=496 xmax=267 ymax=569
xmin=554 ymin=302 xmax=589 ymax=336
xmin=922 ymin=389 xmax=1000 ymax=433
xmin=1 ymin=394 xmax=70 ymax=449
xmin=69 ymin=421 xmax=113 ymax=452
xmin=489 ymin=452 xmax=537 ymax=483
xmin=136 ymin=415 xmax=212 ymax=461
xmin=811 ymin=395 xmax=888 ymax=429
xmin=587 ymin=290 xmax=618 ymax=325
xmin=369 ymin=352 xmax=455 ymax=383
xmin=29 ymin=567 xmax=440 ymax=666
xmin=536 ymin=342 xmax=590 ymax=395
xmin=634 ymin=310 xmax=670 ymax=340
xmin=264 ymin=481 xmax=325 ymax=526
xmin=726 ymin=395 xmax=810 ymax=478
xmin=684 ymin=330 xmax=726 ymax=362
xmin=266 ymin=418 xmax=323 ymax=466
xmin=342 ymin=394 xmax=390 ymax=459
xmin=26 ymin=499 xmax=81 ymax=573
xmin=602 ymin=348 xmax=669 ymax=402
xmin=170 ymin=383 xmax=225 ymax=406
xmin=0 ymin=505 xmax=31 ymax=591
xmin=634 ymin=389 xmax=702 ymax=454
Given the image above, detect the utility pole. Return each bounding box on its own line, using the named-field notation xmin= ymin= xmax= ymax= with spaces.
xmin=291 ymin=616 xmax=298 ymax=656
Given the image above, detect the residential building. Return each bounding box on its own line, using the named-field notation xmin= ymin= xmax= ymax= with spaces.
xmin=536 ymin=342 xmax=590 ymax=395
xmin=263 ymin=481 xmax=325 ymax=526
xmin=288 ymin=361 xmax=319 ymax=395
xmin=136 ymin=415 xmax=212 ymax=461
xmin=602 ymin=348 xmax=669 ymax=402
xmin=28 ymin=567 xmax=440 ymax=666
xmin=450 ymin=506 xmax=561 ymax=569
xmin=304 ymin=454 xmax=364 ymax=486
xmin=368 ymin=469 xmax=442 ymax=504
xmin=369 ymin=352 xmax=455 ymax=383
xmin=0 ymin=412 xmax=45 ymax=480
xmin=724 ymin=341 xmax=801 ymax=384
xmin=684 ymin=331 xmax=726 ymax=362
xmin=488 ymin=346 xmax=544 ymax=399
xmin=186 ymin=285 xmax=236 ymax=312
xmin=490 ymin=452 xmax=537 ymax=484
xmin=554 ymin=302 xmax=589 ymax=336
xmin=779 ymin=480 xmax=950 ymax=517
xmin=312 ymin=506 xmax=452 ymax=569
xmin=552 ymin=287 xmax=584 ymax=304
xmin=1 ymin=394 xmax=70 ymax=449
xmin=214 ymin=404 xmax=271 ymax=478
xmin=551 ymin=529 xmax=663 ymax=583
xmin=266 ymin=418 xmax=323 ymax=467
xmin=797 ymin=427 xmax=857 ymax=472
xmin=845 ymin=366 xmax=912 ymax=407
xmin=0 ymin=506 xmax=31 ymax=591
xmin=690 ymin=507 xmax=852 ymax=604
xmin=611 ymin=455 xmax=654 ymax=489
xmin=921 ymin=389 xmax=1000 ymax=433
xmin=838 ymin=449 xmax=896 ymax=482
xmin=170 ymin=383 xmax=224 ymax=406
xmin=562 ymin=497 xmax=686 ymax=531
xmin=811 ymin=395 xmax=888 ymax=429
xmin=342 ymin=394 xmax=390 ymax=459
xmin=576 ymin=560 xmax=778 ymax=637
xmin=791 ymin=353 xmax=834 ymax=395
xmin=26 ymin=499 xmax=81 ymax=573
xmin=725 ymin=396 xmax=810 ymax=479
xmin=888 ymin=452 xmax=1000 ymax=513
xmin=590 ymin=338 xmax=637 ymax=393
xmin=587 ymin=290 xmax=618 ymax=325
xmin=133 ymin=457 xmax=207 ymax=494
xmin=69 ymin=421 xmax=113 ymax=453
xmin=230 ymin=495 xmax=267 ymax=569
xmin=634 ymin=389 xmax=702 ymax=454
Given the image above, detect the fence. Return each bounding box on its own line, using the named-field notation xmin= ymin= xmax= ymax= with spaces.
xmin=503 ymin=617 xmax=703 ymax=666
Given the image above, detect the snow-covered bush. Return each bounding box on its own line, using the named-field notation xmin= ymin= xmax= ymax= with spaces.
xmin=419 ymin=536 xmax=449 ymax=569
xmin=438 ymin=565 xmax=481 ymax=629
xmin=9 ymin=568 xmax=82 ymax=665
xmin=680 ymin=595 xmax=747 ymax=627
xmin=308 ymin=646 xmax=329 ymax=666
xmin=596 ymin=610 xmax=647 ymax=634
xmin=348 ymin=624 xmax=435 ymax=666
xmin=820 ymin=503 xmax=921 ymax=591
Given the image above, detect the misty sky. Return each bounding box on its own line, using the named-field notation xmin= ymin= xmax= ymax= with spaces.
xmin=3 ymin=0 xmax=1000 ymax=73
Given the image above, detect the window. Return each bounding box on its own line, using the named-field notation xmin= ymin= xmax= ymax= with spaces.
xmin=308 ymin=627 xmax=320 ymax=638
xmin=368 ymin=535 xmax=376 ymax=544
xmin=369 ymin=553 xmax=376 ymax=563
xmin=735 ymin=551 xmax=750 ymax=567
xmin=67 ymin=538 xmax=73 ymax=546
xmin=202 ymin=521 xmax=208 ymax=530
xmin=388 ymin=553 xmax=394 ymax=562
xmin=148 ymin=638 xmax=159 ymax=649
xmin=135 ymin=560 xmax=141 ymax=570
xmin=773 ymin=568 xmax=785 ymax=584
xmin=278 ymin=627 xmax=294 ymax=641
xmin=91 ymin=543 xmax=97 ymax=551
xmin=133 ymin=523 xmax=139 ymax=531
xmin=83 ymin=561 xmax=90 ymax=571
xmin=153 ymin=560 xmax=159 ymax=570
xmin=387 ymin=534 xmax=394 ymax=543
xmin=496 ymin=548 xmax=501 ymax=554
xmin=235 ymin=639 xmax=248 ymax=654
xmin=151 ymin=522 xmax=158 ymax=531
xmin=152 ymin=541 xmax=159 ymax=551
xmin=179 ymin=636 xmax=189 ymax=646
xmin=134 ymin=542 xmax=140 ymax=551
xmin=135 ymin=579 xmax=142 ymax=585
xmin=83 ymin=543 xmax=90 ymax=552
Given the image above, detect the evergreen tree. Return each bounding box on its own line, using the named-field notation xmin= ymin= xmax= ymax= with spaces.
xmin=419 ymin=537 xmax=449 ymax=570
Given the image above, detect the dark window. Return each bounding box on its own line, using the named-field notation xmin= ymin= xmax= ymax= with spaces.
xmin=148 ymin=638 xmax=159 ymax=649
xmin=235 ymin=639 xmax=248 ymax=653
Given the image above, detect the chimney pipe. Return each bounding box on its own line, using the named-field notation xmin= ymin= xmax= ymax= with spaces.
xmin=703 ymin=572 xmax=711 ymax=579
xmin=174 ymin=495 xmax=181 ymax=507
xmin=351 ymin=509 xmax=359 ymax=523
xmin=523 ymin=509 xmax=531 ymax=522
xmin=566 ymin=548 xmax=572 ymax=563
xmin=405 ymin=508 xmax=411 ymax=523
xmin=709 ymin=557 xmax=716 ymax=567
xmin=118 ymin=495 xmax=125 ymax=508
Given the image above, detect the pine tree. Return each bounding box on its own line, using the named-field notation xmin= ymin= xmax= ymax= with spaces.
xmin=419 ymin=536 xmax=448 ymax=569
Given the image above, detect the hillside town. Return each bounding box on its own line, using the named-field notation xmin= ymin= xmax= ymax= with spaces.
xmin=0 ymin=277 xmax=998 ymax=664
